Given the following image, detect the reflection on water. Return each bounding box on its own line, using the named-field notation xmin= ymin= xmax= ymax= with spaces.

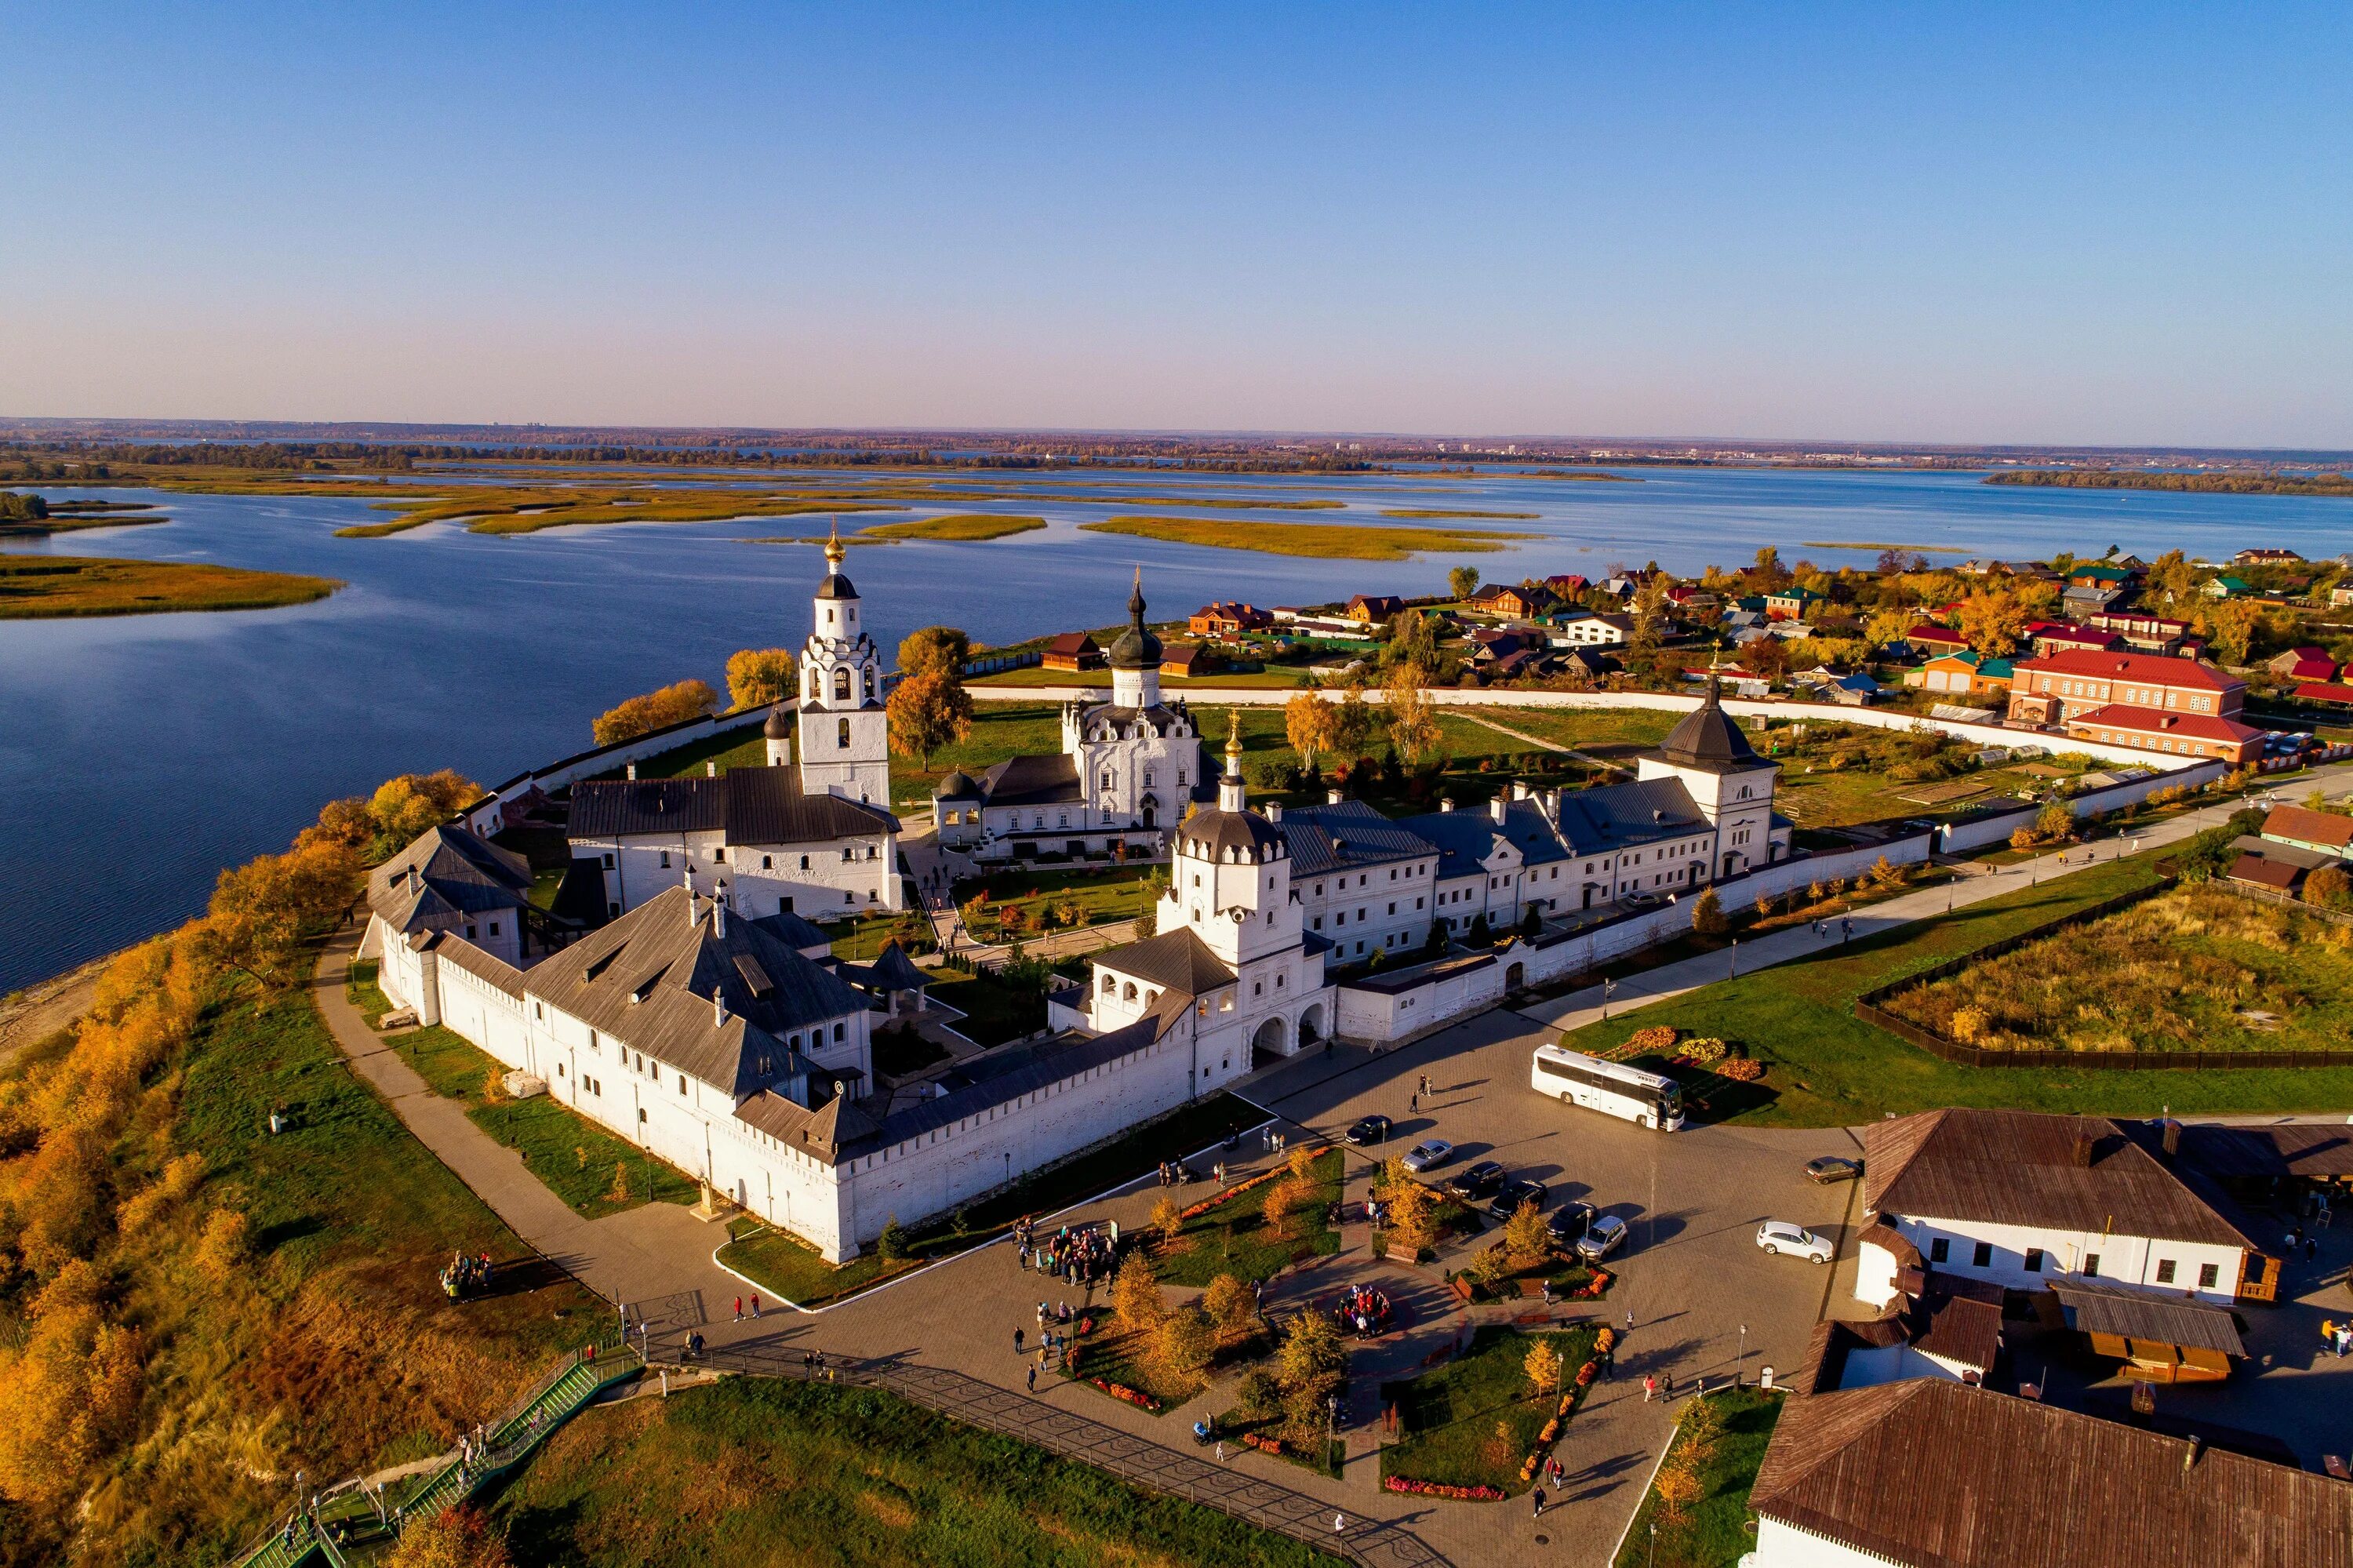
xmin=2 ymin=467 xmax=2342 ymax=991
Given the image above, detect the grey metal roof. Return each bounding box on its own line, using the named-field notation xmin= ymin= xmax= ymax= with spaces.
xmin=569 ymin=767 xmax=897 ymax=843
xmin=1394 ymin=799 xmax=1569 ymax=878
xmin=1648 ymin=678 xmax=1769 ymax=774
xmin=1551 ymin=777 xmax=1709 ymax=856
xmin=932 ymin=769 xmax=984 ymax=800
xmin=1106 ymin=573 xmax=1164 ymax=669
xmin=1175 ymin=803 xmax=1286 ymax=861
xmin=1092 ymin=926 xmax=1235 ymax=997
xmin=523 ymin=886 xmax=863 ymax=1101
xmin=747 ymin=907 xmax=832 ymax=955
xmin=367 ymin=824 xmax=534 ymax=932
xmin=1275 ymin=800 xmax=1438 ymax=877
xmin=977 ymin=753 xmax=1083 ymax=808
xmin=2047 ymin=1278 xmax=2246 ymax=1357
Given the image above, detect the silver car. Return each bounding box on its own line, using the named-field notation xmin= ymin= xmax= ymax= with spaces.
xmin=1402 ymin=1139 xmax=1454 ymax=1173
xmin=1575 ymin=1213 xmax=1629 ymax=1262
xmin=1755 ymin=1221 xmax=1833 ymax=1264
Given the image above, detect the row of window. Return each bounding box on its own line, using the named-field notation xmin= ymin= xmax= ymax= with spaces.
xmin=1927 ymin=1235 xmax=2219 ymax=1289
xmin=806 ymin=664 xmax=878 ymax=702
xmin=633 ymin=845 xmax=882 ymax=871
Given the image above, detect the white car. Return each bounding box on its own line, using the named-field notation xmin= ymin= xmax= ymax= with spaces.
xmin=1402 ymin=1139 xmax=1454 ymax=1173
xmin=1755 ymin=1221 xmax=1833 ymax=1264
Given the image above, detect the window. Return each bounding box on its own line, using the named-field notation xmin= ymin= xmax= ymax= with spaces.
xmin=678 ymin=1073 xmax=688 ymax=1094
xmin=2024 ymin=1248 xmax=2044 ymax=1274
xmin=837 ymin=717 xmax=851 ymax=749
xmin=465 ymin=924 xmax=476 ymax=939
xmin=2082 ymin=1253 xmax=2101 ymax=1278
xmin=660 ymin=850 xmax=671 ymax=868
xmin=799 ymin=854 xmax=810 ymax=869
xmin=833 ymin=668 xmax=850 ymax=700
xmin=834 ymin=1023 xmax=846 ymax=1042
xmin=1929 ymin=1236 xmax=1950 ymax=1264
xmin=2198 ymin=1262 xmax=2219 ymax=1289
xmin=2155 ymin=1259 xmax=2177 ymax=1285
xmin=602 ymin=852 xmax=614 ymax=868
xmin=1970 ymin=1242 xmax=1992 ymax=1268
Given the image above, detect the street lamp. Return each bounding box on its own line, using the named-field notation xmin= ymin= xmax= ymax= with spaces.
xmin=1601 ymin=974 xmax=1615 ymax=1020
xmin=1738 ymin=1322 xmax=1748 ymax=1384
xmin=1728 ymin=937 xmax=1737 ymax=979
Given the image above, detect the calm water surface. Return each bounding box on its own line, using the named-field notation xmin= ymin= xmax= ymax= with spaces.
xmin=4 ymin=467 xmax=2346 ymax=992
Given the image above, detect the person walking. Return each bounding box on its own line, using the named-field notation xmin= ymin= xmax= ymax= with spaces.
xmin=1409 ymin=1092 xmax=1420 ymax=1115
xmin=733 ymin=1295 xmax=744 ymax=1322
xmin=1532 ymin=1486 xmax=1547 ymax=1519
xmin=1215 ymin=1439 xmax=1226 ymax=1463
xmin=1014 ymin=1326 xmax=1025 ymax=1355
xmin=1027 ymin=1365 xmax=1037 ymax=1393
xmin=1624 ymin=1307 xmax=1635 ymax=1334
xmin=1333 ymin=1513 xmax=1346 ymax=1535
xmin=1643 ymin=1373 xmax=1657 ymax=1402
xmin=751 ymin=1293 xmax=762 ymax=1319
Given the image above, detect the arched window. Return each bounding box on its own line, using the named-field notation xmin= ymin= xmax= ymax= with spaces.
xmin=864 ymin=668 xmax=876 ymax=698
xmin=1122 ymin=982 xmax=1138 ymax=1001
xmin=837 ymin=717 xmax=851 ymax=749
xmin=833 ymin=668 xmax=851 ymax=700
xmin=1101 ymin=974 xmax=1116 ymax=994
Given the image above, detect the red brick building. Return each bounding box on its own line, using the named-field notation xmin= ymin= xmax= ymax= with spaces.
xmin=2008 ymin=649 xmax=2261 ymax=764
xmin=1187 ymin=602 xmax=1272 ymax=637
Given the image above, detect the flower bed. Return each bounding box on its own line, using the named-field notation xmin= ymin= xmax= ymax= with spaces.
xmin=1380 ymin=1325 xmax=1600 ymax=1498
xmin=1176 ymin=1162 xmax=1288 ymax=1221
xmin=1384 ymin=1476 xmax=1504 ymax=1501
xmin=1090 ymin=1377 xmax=1166 ymax=1413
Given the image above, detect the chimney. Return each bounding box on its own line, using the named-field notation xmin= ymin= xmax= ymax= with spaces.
xmin=715 ymin=891 xmax=727 ymax=937
xmin=1490 ymin=795 xmax=1509 ymax=825
xmin=627 ymin=762 xmax=638 ymax=780
xmin=707 ymin=761 xmax=718 ymax=777
xmin=1439 ymin=797 xmax=1456 ymax=813
xmin=713 ymin=987 xmax=728 ymax=1028
xmin=1512 ymin=781 xmax=1531 ymax=801
xmin=2183 ymin=1435 xmax=2202 ymax=1473
xmin=1327 ymin=788 xmax=1344 ymax=805
xmin=2160 ymin=1119 xmax=2181 ymax=1158
xmin=1266 ymin=803 xmax=1282 ymax=822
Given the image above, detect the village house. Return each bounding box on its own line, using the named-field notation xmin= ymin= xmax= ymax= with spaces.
xmin=2006 ymin=649 xmax=2261 ymax=762
xmin=2235 ymin=545 xmax=2305 ymax=566
xmin=1547 ymin=609 xmax=1633 ymax=646
xmin=1346 ymin=594 xmax=1406 ymax=624
xmin=1763 ymin=585 xmax=1824 ymax=620
xmin=1541 ymin=573 xmax=1590 ymax=598
xmin=1187 ymin=601 xmax=1272 ymax=637
xmin=2086 ymin=606 xmax=2191 ymax=653
xmin=1041 ymin=631 xmax=1104 ymax=671
xmin=1157 ymin=644 xmax=1210 ymax=680
xmin=1856 ymin=1108 xmax=2271 ymax=1313
xmin=1464 ymin=581 xmax=1551 ymax=619
xmin=1904 ymin=622 xmax=1970 ymax=655
xmin=2064 ymin=560 xmax=2138 ymax=591
xmin=2202 ymin=573 xmax=2256 ymax=599
xmin=2270 ymin=646 xmax=2340 ymax=683
xmin=1907 ymin=651 xmax=2013 ymax=698
xmin=2022 ymin=620 xmax=2120 ymax=657
xmin=2260 ymin=802 xmax=2353 ymax=861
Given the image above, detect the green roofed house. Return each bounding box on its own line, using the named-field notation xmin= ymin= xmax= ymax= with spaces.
xmin=1764 ymin=585 xmax=1826 ymax=620
xmin=2065 ymin=561 xmax=2137 ymax=589
xmin=2202 ymin=574 xmax=2256 ymax=599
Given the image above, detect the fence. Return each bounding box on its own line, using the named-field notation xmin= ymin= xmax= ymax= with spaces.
xmin=460 ymin=704 xmax=780 ymax=835
xmin=667 ymin=1347 xmax=1448 ymax=1568
xmin=1852 ymin=874 xmax=2353 ymax=1071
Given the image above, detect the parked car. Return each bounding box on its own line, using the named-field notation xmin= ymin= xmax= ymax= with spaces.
xmin=1803 ymin=1155 xmax=1863 ymax=1184
xmin=1489 ymin=1178 xmax=1548 ymax=1221
xmin=1402 ymin=1139 xmax=1455 ymax=1173
xmin=1547 ymin=1200 xmax=1598 ymax=1247
xmin=1756 ymin=1221 xmax=1834 ymax=1264
xmin=1445 ymin=1161 xmax=1507 ymax=1202
xmin=1576 ymin=1213 xmax=1629 ymax=1262
xmin=1345 ymin=1115 xmax=1392 ymax=1147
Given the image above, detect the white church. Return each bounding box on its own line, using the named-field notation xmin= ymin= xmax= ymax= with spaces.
xmin=567 ymin=526 xmax=907 ymax=923
xmin=930 ymin=571 xmax=1206 ymax=863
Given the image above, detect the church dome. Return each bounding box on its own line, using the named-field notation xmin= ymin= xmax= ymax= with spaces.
xmin=1656 ymin=678 xmax=1762 ymax=770
xmin=814 ymin=520 xmax=859 ymax=600
xmin=763 ymin=705 xmax=793 ymax=739
xmin=1106 ymin=569 xmax=1163 ymax=670
xmin=1180 ymin=806 xmax=1286 ymax=863
xmin=933 ymin=769 xmax=982 ymax=801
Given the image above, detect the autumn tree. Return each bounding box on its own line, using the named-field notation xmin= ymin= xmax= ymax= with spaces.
xmin=1145 ymin=1304 xmax=1217 ymax=1382
xmin=898 ymin=624 xmax=973 ymax=680
xmin=592 ymin=678 xmax=718 ymax=746
xmin=2035 ymin=801 xmax=2075 ymax=842
xmin=385 ymin=1504 xmax=515 ymax=1568
xmin=1202 ymin=1273 xmax=1258 ymax=1345
xmin=1285 ymin=690 xmax=1340 ymax=774
xmin=1689 ymin=888 xmax=1728 ymax=937
xmin=2145 ymin=548 xmax=2196 ymax=603
xmin=886 ymin=668 xmax=974 ymax=766
xmin=0 ymin=1262 xmax=145 ymax=1512
xmin=1523 ymin=1338 xmax=1564 ymax=1397
xmin=725 ymin=646 xmax=798 ymax=710
xmin=195 ymin=838 xmax=362 ymax=988
xmin=1151 ymin=1195 xmax=1185 ymax=1247
xmin=1377 ymin=1156 xmax=1438 ymax=1257
xmin=2304 ymin=864 xmax=2351 ymax=911
xmin=1261 ymin=1176 xmax=1310 ymax=1240
xmin=1956 ymin=589 xmax=2028 ymax=657
xmin=1111 ymin=1251 xmax=1166 ymax=1334
xmin=1863 ymin=609 xmax=1913 ymax=652
xmin=1449 ymin=565 xmax=1481 ymax=602
xmin=1500 ymin=1198 xmax=1553 ymax=1269
xmin=1385 ymin=662 xmax=1441 ymax=765
xmin=1333 ymin=683 xmax=1376 ymax=761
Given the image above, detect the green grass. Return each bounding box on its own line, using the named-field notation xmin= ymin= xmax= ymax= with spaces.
xmin=923 ymin=968 xmax=1050 ymax=1047
xmin=494 ymin=1376 xmax=1351 ymax=1568
xmin=1078 ymin=515 xmax=1541 ymax=560
xmin=716 ymin=1091 xmax=1267 ymax=1307
xmin=955 ymin=864 xmax=1162 ymax=939
xmin=0 ymin=554 xmax=344 ymax=617
xmin=860 ymin=512 xmax=1047 ymax=540
xmin=1455 ymin=704 xmax=1678 ymax=758
xmin=344 ymin=957 xmax=394 ymax=1027
xmin=889 ymin=701 xmax=1070 ymax=810
xmin=1611 ymin=1388 xmax=1787 ymax=1568
xmin=1557 ymin=851 xmax=2353 ymax=1124
xmin=829 ymin=908 xmax=931 ymax=961
xmin=970 ymin=664 xmax=1319 ymax=689
xmin=1156 ymin=1148 xmax=1344 ymax=1286
xmin=597 ymin=724 xmax=771 ymax=781
xmin=332 ymin=515 xmax=432 ymax=537
xmin=397 ymin=1024 xmax=699 ymax=1216
xmin=1380 ymin=1325 xmax=1598 ymax=1494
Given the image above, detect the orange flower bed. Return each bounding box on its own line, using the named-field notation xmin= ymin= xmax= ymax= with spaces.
xmin=1385 ymin=1475 xmax=1504 ymax=1501
xmin=1089 ymin=1378 xmax=1164 ymax=1412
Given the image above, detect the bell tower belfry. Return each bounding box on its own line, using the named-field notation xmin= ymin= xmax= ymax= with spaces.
xmin=797 ymin=522 xmax=891 ymax=805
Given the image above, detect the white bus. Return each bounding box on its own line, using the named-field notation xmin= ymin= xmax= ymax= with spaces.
xmin=1530 ymin=1044 xmax=1685 ymax=1131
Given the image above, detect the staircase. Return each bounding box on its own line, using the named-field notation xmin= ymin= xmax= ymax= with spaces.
xmin=231 ymin=1343 xmax=638 ymax=1568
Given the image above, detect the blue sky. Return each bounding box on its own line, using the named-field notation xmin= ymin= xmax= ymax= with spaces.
xmin=4 ymin=4 xmax=2349 ymax=445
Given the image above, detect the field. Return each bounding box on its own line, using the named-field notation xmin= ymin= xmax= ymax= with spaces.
xmin=398 ymin=1024 xmax=700 ymax=1215
xmin=1557 ymin=851 xmax=2353 ymax=1124
xmin=1077 ymin=515 xmax=1541 ymax=559
xmin=0 ymin=554 xmax=343 ymax=617
xmin=1379 ymin=1325 xmax=1599 ymax=1495
xmin=493 ymin=1376 xmax=1348 ymax=1568
xmin=715 ymin=1091 xmax=1267 ymax=1306
xmin=1457 ymin=704 xmax=1679 ymax=759
xmin=1610 ymin=1388 xmax=1787 ymax=1568
xmin=1885 ymin=882 xmax=2353 ymax=1054
xmin=1155 ymin=1148 xmax=1345 ymax=1286
xmin=859 ymin=512 xmax=1046 ymax=540
xmin=922 ymin=967 xmax=1053 ymax=1047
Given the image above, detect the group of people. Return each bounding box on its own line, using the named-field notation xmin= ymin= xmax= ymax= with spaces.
xmin=1334 ymin=1283 xmax=1391 ymax=1338
xmin=1154 ymin=1159 xmax=1198 ymax=1186
xmin=1019 ymin=1217 xmax=1120 ymax=1286
xmin=438 ymin=1251 xmax=495 ymax=1300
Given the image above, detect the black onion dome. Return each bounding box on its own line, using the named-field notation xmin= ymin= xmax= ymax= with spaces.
xmin=763 ymin=706 xmax=793 ymax=739
xmin=1180 ymin=807 xmax=1286 ymax=862
xmin=1106 ymin=569 xmax=1163 ymax=670
xmin=1656 ymin=678 xmax=1762 ymax=769
xmin=932 ymin=769 xmax=983 ymax=801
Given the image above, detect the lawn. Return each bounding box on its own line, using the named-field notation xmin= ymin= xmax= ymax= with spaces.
xmin=828 ymin=907 xmax=932 ymax=961
xmin=608 ymin=724 xmax=771 ymax=780
xmin=923 ymin=966 xmax=1053 ymax=1046
xmin=398 ymin=1024 xmax=700 ymax=1216
xmin=1380 ymin=1325 xmax=1600 ymax=1495
xmin=345 ymin=956 xmax=394 ymax=1027
xmin=1078 ymin=515 xmax=1541 ymax=559
xmin=1886 ymin=882 xmax=2353 ymax=1054
xmin=716 ymin=1091 xmax=1271 ymax=1307
xmin=1156 ymin=1148 xmax=1344 ymax=1286
xmin=1455 ymin=704 xmax=1678 ymax=759
xmin=889 ymin=700 xmax=1068 ymax=811
xmin=1557 ymin=851 xmax=2353 ymax=1125
xmin=955 ymin=863 xmax=1162 ymax=940
xmin=0 ymin=553 xmax=344 ymax=617
xmin=494 ymin=1376 xmax=1351 ymax=1568
xmin=1611 ymin=1388 xmax=1786 ymax=1568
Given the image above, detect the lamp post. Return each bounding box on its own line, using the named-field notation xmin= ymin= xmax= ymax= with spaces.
xmin=1601 ymin=975 xmax=1615 ymax=1020
xmin=1729 ymin=937 xmax=1737 ymax=979
xmin=1738 ymin=1322 xmax=1748 ymax=1384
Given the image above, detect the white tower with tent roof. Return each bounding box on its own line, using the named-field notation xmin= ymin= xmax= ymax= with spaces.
xmin=797 ymin=521 xmax=891 ymax=805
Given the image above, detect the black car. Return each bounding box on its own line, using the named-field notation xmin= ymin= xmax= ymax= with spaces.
xmin=1489 ymin=1178 xmax=1548 ymax=1221
xmin=1547 ymin=1200 xmax=1598 ymax=1246
xmin=1345 ymin=1115 xmax=1392 ymax=1147
xmin=1445 ymin=1160 xmax=1507 ymax=1202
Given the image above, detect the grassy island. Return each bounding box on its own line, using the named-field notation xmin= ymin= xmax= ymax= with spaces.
xmin=1986 ymin=468 xmax=2353 ymax=497
xmin=1078 ymin=515 xmax=1539 ymax=560
xmin=859 ymin=512 xmax=1048 ymax=541
xmin=0 ymin=554 xmax=344 ymax=617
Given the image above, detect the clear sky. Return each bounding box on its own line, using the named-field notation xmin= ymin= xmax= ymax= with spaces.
xmin=5 ymin=4 xmax=2349 ymax=446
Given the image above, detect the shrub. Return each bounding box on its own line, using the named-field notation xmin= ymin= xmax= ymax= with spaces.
xmin=1235 ymin=1368 xmax=1283 ymax=1419
xmin=591 ymin=678 xmax=718 ymax=747
xmin=1629 ymin=1025 xmax=1678 ymax=1052
xmin=1689 ymin=889 xmax=1728 ymax=936
xmin=1718 ymin=1057 xmax=1766 ymax=1082
xmin=876 ymin=1214 xmax=910 ymax=1261
xmin=1680 ymin=1036 xmax=1729 ymax=1064
xmin=2308 ymin=865 xmax=2352 ymax=911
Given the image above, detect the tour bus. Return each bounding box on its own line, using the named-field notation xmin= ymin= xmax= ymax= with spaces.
xmin=1530 ymin=1044 xmax=1685 ymax=1131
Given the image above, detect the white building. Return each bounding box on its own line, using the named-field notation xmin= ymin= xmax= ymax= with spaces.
xmin=1855 ymin=1108 xmax=2262 ymax=1311
xmin=933 ymin=571 xmax=1205 ymax=862
xmin=362 ymin=825 xmax=536 ymax=1013
xmin=1548 ymin=610 xmax=1633 ymax=646
xmin=1632 ymin=678 xmax=1787 ymax=879
xmin=1072 ymin=719 xmax=1338 ymax=1063
xmin=568 ymin=532 xmax=904 ymax=922
xmin=1270 ymin=798 xmax=1442 ymax=962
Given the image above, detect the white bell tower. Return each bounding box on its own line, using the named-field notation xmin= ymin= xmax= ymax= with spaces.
xmin=797 ymin=521 xmax=891 ymax=804
xmin=1158 ymin=714 xmax=1300 ymax=968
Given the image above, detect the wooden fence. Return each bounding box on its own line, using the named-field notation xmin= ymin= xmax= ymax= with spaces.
xmin=1852 ymin=873 xmax=2353 ymax=1071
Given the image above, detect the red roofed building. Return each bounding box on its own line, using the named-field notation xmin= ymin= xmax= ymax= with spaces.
xmin=1542 ymin=573 xmax=1590 ymax=598
xmin=2297 ymin=682 xmax=2353 ymax=708
xmin=1187 ymin=602 xmax=1273 ymax=637
xmin=2269 ymin=646 xmax=2338 ymax=682
xmin=2006 ymin=649 xmax=2245 ymax=729
xmin=2087 ymin=608 xmax=2191 ymax=653
xmin=1905 ymin=623 xmax=1969 ymax=653
xmin=2060 ymin=704 xmax=2263 ymax=765
xmin=1041 ymin=631 xmax=1103 ymax=671
xmin=2023 ymin=620 xmax=2120 ymax=656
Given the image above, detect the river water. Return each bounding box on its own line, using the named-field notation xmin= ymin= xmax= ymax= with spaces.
xmin=2 ymin=466 xmax=2344 ymax=994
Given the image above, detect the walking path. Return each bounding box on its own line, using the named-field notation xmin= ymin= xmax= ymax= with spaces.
xmin=1457 ymin=711 xmax=1628 ymax=777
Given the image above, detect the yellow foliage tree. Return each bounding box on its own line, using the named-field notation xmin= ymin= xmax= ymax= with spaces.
xmin=1144 ymin=1304 xmax=1217 ymax=1382
xmin=886 ymin=668 xmax=975 ymax=766
xmin=1201 ymin=1273 xmax=1258 ymax=1345
xmin=725 ymin=646 xmax=798 ymax=710
xmin=195 ymin=838 xmax=361 ymax=988
xmin=591 ymin=678 xmax=718 ymax=747
xmin=1285 ymin=690 xmax=1340 ymax=774
xmin=385 ymin=1504 xmax=515 ymax=1568
xmin=1500 ymin=1197 xmax=1552 ymax=1269
xmin=1150 ymin=1195 xmax=1184 ymax=1246
xmin=1385 ymin=662 xmax=1440 ymax=764
xmin=1524 ymin=1338 xmax=1564 ymax=1397
xmin=0 ymin=1262 xmax=145 ymax=1511
xmin=1111 ymin=1251 xmax=1166 ymax=1334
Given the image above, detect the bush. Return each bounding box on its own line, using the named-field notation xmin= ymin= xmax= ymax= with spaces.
xmin=1628 ymin=1025 xmax=1678 ymax=1052
xmin=1689 ymin=889 xmax=1728 ymax=936
xmin=1680 ymin=1036 xmax=1729 ymax=1064
xmin=2307 ymin=865 xmax=2352 ymax=911
xmin=1235 ymin=1368 xmax=1283 ymax=1420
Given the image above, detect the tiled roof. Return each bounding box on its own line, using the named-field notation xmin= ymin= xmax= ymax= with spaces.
xmin=1864 ymin=1108 xmax=2254 ymax=1250
xmin=2013 ymin=649 xmax=2242 ymax=692
xmin=1752 ymin=1379 xmax=2351 ymax=1568
xmin=2064 ymin=704 xmax=2262 ymax=744
xmin=569 ymin=768 xmax=899 ymax=842
xmin=2263 ymin=804 xmax=2353 ymax=852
